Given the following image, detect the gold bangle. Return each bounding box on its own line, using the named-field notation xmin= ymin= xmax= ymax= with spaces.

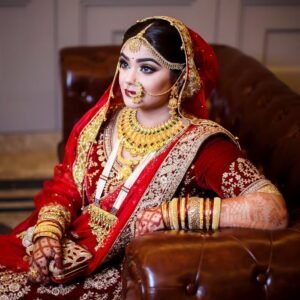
xmin=33 ymin=230 xmax=62 ymax=242
xmin=36 ymin=220 xmax=62 ymax=231
xmin=180 ymin=197 xmax=186 ymax=230
xmin=169 ymin=198 xmax=175 ymax=230
xmin=39 ymin=204 xmax=71 ymax=223
xmin=205 ymin=198 xmax=211 ymax=231
xmin=187 ymin=197 xmax=198 ymax=230
xmin=38 ymin=213 xmax=67 ymax=230
xmin=198 ymin=197 xmax=204 ymax=230
xmin=212 ymin=197 xmax=221 ymax=230
xmin=169 ymin=198 xmax=179 ymax=230
xmin=35 ymin=223 xmax=62 ymax=232
xmin=32 ymin=231 xmax=60 ymax=242
xmin=34 ymin=224 xmax=62 ymax=234
xmin=38 ymin=204 xmax=71 ymax=230
xmin=161 ymin=201 xmax=170 ymax=229
xmin=34 ymin=225 xmax=62 ymax=238
xmin=38 ymin=216 xmax=65 ymax=229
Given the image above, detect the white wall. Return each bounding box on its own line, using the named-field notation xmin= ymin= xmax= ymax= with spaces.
xmin=0 ymin=0 xmax=299 ymax=133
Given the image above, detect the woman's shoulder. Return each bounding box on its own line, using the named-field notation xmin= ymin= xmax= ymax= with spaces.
xmin=186 ymin=118 xmax=240 ymax=149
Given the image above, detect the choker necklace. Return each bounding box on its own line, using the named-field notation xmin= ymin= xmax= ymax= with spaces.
xmin=117 ymin=107 xmax=184 ymax=157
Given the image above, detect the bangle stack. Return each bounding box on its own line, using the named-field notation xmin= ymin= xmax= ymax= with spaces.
xmin=32 ymin=204 xmax=71 ymax=243
xmin=161 ymin=196 xmax=221 ymax=231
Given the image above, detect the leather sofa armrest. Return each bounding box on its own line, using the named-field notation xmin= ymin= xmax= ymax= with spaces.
xmin=123 ymin=225 xmax=300 ymax=300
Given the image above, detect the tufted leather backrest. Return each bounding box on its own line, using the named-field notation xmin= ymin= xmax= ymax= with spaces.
xmin=59 ymin=44 xmax=300 ymax=207
xmin=210 ymin=45 xmax=300 ymax=208
xmin=59 ymin=46 xmax=120 ymax=158
xmin=123 ymin=226 xmax=300 ymax=300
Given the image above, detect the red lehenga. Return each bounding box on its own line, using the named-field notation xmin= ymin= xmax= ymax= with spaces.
xmin=0 ymin=17 xmax=269 ymax=299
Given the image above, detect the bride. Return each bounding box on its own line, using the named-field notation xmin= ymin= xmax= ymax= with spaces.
xmin=0 ymin=16 xmax=287 ymax=299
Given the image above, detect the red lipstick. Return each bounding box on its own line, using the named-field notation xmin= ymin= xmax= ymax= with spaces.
xmin=125 ymin=89 xmax=136 ymax=97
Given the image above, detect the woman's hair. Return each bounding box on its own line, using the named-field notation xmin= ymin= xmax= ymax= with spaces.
xmin=122 ymin=19 xmax=185 ymax=81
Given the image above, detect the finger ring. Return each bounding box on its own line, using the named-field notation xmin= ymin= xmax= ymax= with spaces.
xmin=29 ymin=267 xmax=38 ymax=278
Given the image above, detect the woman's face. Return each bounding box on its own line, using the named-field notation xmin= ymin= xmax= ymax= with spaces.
xmin=118 ymin=43 xmax=173 ymax=110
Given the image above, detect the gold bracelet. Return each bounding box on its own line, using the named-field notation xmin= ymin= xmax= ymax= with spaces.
xmin=198 ymin=197 xmax=204 ymax=230
xmin=187 ymin=197 xmax=198 ymax=230
xmin=34 ymin=225 xmax=62 ymax=239
xmin=212 ymin=197 xmax=221 ymax=230
xmin=36 ymin=220 xmax=63 ymax=231
xmin=168 ymin=198 xmax=175 ymax=230
xmin=169 ymin=198 xmax=179 ymax=230
xmin=180 ymin=197 xmax=186 ymax=230
xmin=34 ymin=222 xmax=63 ymax=233
xmin=205 ymin=198 xmax=211 ymax=231
xmin=39 ymin=204 xmax=71 ymax=223
xmin=39 ymin=211 xmax=67 ymax=223
xmin=161 ymin=201 xmax=170 ymax=229
xmin=38 ymin=213 xmax=67 ymax=229
xmin=32 ymin=232 xmax=60 ymax=242
xmin=35 ymin=223 xmax=62 ymax=232
xmin=38 ymin=204 xmax=71 ymax=230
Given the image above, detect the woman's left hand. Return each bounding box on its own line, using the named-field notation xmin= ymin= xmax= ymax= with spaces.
xmin=28 ymin=237 xmax=63 ymax=284
xmin=135 ymin=206 xmax=165 ymax=238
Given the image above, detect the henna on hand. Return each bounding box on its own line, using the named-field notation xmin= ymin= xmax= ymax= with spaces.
xmin=220 ymin=192 xmax=288 ymax=230
xmin=28 ymin=237 xmax=62 ymax=284
xmin=135 ymin=206 xmax=165 ymax=238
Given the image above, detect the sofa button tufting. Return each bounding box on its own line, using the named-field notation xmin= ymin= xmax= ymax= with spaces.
xmin=256 ymin=272 xmax=268 ymax=284
xmin=185 ymin=282 xmax=197 ymax=295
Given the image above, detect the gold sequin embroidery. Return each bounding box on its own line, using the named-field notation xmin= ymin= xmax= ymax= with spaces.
xmin=73 ymin=103 xmax=109 ymax=193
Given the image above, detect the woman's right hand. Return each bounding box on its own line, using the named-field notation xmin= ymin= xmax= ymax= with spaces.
xmin=134 ymin=206 xmax=165 ymax=238
xmin=28 ymin=237 xmax=63 ymax=284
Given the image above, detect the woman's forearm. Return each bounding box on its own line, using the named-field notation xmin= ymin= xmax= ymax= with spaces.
xmin=220 ymin=192 xmax=288 ymax=230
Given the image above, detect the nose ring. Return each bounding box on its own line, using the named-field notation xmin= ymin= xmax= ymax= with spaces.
xmin=132 ymin=82 xmax=144 ymax=104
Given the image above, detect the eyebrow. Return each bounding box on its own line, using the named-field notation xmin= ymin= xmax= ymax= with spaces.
xmin=120 ymin=52 xmax=161 ymax=67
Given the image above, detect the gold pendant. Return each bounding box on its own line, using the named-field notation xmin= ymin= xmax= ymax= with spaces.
xmin=117 ymin=165 xmax=132 ymax=181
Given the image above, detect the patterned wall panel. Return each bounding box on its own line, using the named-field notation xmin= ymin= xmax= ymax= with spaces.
xmin=237 ymin=3 xmax=300 ymax=93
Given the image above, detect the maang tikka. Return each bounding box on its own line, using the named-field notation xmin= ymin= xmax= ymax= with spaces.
xmin=121 ymin=23 xmax=185 ymax=71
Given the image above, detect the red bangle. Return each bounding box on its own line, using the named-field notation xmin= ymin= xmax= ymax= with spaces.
xmin=209 ymin=198 xmax=214 ymax=230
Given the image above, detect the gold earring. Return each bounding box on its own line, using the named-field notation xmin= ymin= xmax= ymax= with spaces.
xmin=132 ymin=82 xmax=144 ymax=104
xmin=168 ymin=85 xmax=178 ymax=117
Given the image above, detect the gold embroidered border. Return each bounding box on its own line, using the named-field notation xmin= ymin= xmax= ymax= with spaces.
xmin=139 ymin=120 xmax=239 ymax=211
xmin=73 ymin=103 xmax=109 ymax=192
xmin=256 ymin=183 xmax=281 ymax=195
xmin=240 ymin=179 xmax=281 ymax=196
xmin=106 ymin=120 xmax=239 ymax=257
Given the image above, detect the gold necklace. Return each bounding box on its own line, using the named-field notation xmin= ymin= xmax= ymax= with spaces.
xmin=117 ymin=107 xmax=184 ymax=156
xmin=117 ymin=144 xmax=141 ymax=181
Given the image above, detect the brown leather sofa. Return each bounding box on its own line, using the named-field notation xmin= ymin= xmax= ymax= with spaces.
xmin=60 ymin=45 xmax=300 ymax=299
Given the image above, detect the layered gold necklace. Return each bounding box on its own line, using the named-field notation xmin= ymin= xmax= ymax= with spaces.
xmin=117 ymin=107 xmax=184 ymax=156
xmin=116 ymin=107 xmax=184 ymax=180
